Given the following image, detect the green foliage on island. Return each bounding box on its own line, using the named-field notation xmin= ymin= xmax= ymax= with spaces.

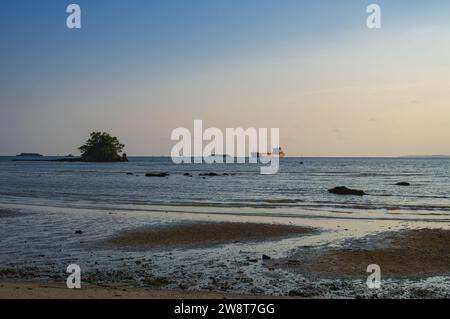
xmin=79 ymin=132 xmax=127 ymax=162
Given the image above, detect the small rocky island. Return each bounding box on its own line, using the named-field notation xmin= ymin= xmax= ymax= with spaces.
xmin=77 ymin=132 xmax=128 ymax=162
xmin=16 ymin=153 xmax=43 ymax=157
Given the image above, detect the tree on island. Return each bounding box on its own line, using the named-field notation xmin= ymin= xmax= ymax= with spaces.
xmin=79 ymin=132 xmax=128 ymax=162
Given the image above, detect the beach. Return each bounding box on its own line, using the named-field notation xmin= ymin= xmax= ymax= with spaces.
xmin=1 ymin=225 xmax=449 ymax=298
xmin=1 ymin=211 xmax=450 ymax=298
xmin=0 ymin=157 xmax=450 ymax=298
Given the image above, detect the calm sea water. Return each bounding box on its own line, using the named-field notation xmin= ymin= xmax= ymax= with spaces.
xmin=0 ymin=156 xmax=449 ymax=220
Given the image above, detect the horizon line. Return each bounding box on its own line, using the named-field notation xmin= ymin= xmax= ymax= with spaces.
xmin=2 ymin=154 xmax=450 ymax=158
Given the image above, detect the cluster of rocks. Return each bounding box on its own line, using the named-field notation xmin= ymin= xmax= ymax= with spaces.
xmin=145 ymin=172 xmax=170 ymax=177
xmin=199 ymin=172 xmax=231 ymax=177
xmin=133 ymin=172 xmax=233 ymax=178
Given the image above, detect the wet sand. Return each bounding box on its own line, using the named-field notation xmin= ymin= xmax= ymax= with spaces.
xmin=0 ymin=281 xmax=262 ymax=299
xmin=270 ymin=228 xmax=450 ymax=279
xmin=1 ymin=227 xmax=450 ymax=298
xmin=104 ymin=222 xmax=315 ymax=249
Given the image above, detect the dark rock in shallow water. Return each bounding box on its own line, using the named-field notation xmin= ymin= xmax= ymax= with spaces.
xmin=262 ymin=254 xmax=271 ymax=260
xmin=199 ymin=172 xmax=220 ymax=177
xmin=145 ymin=172 xmax=170 ymax=177
xmin=126 ymin=172 xmax=133 ymax=175
xmin=396 ymin=182 xmax=411 ymax=186
xmin=328 ymin=186 xmax=366 ymax=196
xmin=75 ymin=230 xmax=83 ymax=234
xmin=183 ymin=173 xmax=192 ymax=177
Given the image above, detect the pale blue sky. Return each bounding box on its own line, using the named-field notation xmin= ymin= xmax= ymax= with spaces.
xmin=1 ymin=1 xmax=450 ymax=156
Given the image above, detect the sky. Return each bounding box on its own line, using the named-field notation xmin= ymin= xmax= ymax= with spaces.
xmin=1 ymin=0 xmax=450 ymax=157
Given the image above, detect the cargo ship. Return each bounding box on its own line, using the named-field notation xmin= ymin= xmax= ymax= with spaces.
xmin=252 ymin=147 xmax=286 ymax=159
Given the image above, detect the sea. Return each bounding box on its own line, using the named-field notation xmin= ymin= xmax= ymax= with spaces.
xmin=0 ymin=156 xmax=449 ymax=221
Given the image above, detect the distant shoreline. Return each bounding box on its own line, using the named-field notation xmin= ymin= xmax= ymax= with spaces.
xmin=3 ymin=155 xmax=450 ymax=160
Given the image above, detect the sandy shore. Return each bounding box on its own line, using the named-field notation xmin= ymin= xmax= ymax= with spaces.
xmin=104 ymin=222 xmax=314 ymax=249
xmin=0 ymin=281 xmax=264 ymax=299
xmin=270 ymin=228 xmax=450 ymax=279
xmin=1 ymin=226 xmax=449 ymax=298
